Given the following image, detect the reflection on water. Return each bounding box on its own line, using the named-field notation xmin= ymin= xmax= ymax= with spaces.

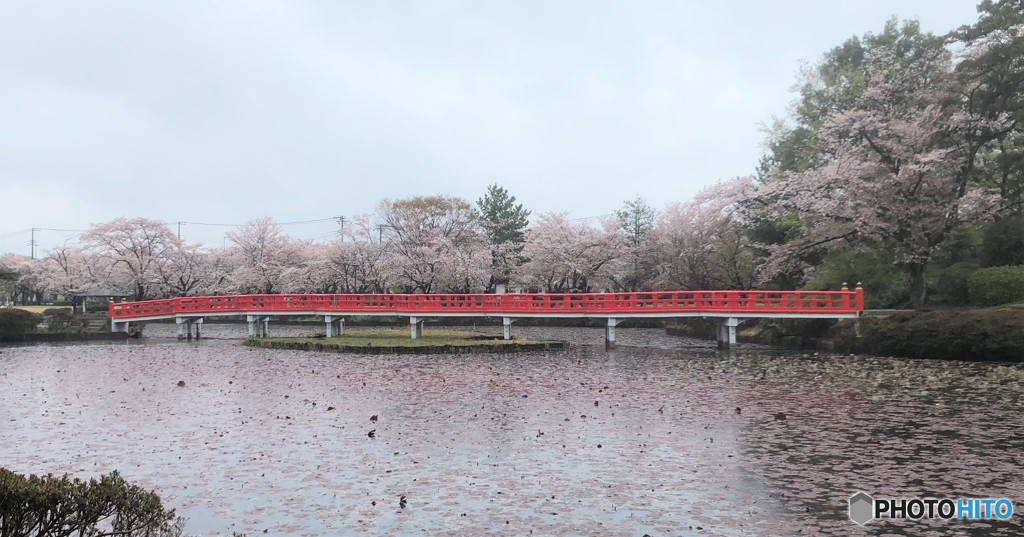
xmin=1 ymin=326 xmax=1021 ymax=536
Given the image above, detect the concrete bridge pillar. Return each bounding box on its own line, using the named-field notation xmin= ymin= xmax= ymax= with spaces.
xmin=177 ymin=317 xmax=204 ymax=340
xmin=410 ymin=316 xmax=425 ymax=339
xmin=502 ymin=317 xmax=516 ymax=340
xmin=717 ymin=317 xmax=741 ymax=349
xmin=324 ymin=315 xmax=345 ymax=337
xmin=247 ymin=315 xmax=269 ymax=338
xmin=605 ymin=318 xmax=621 ymax=348
xmin=111 ymin=320 xmax=130 ymax=334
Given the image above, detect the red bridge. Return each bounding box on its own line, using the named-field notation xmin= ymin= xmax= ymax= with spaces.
xmin=109 ymin=288 xmax=864 ymax=348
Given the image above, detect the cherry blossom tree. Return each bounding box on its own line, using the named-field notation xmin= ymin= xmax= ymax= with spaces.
xmin=283 ymin=241 xmax=340 ymax=293
xmin=377 ymin=196 xmax=489 ymax=292
xmin=157 ymin=243 xmax=212 ymax=297
xmin=0 ymin=253 xmax=48 ymax=304
xmin=80 ymin=217 xmax=179 ymax=300
xmin=519 ymin=213 xmax=622 ymax=292
xmin=753 ymin=47 xmax=1008 ymax=306
xmin=43 ymin=243 xmax=97 ymax=303
xmin=655 ymin=177 xmax=757 ymax=290
xmin=225 ymin=217 xmax=295 ymax=294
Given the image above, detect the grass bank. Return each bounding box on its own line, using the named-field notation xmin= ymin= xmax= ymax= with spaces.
xmin=242 ymin=328 xmax=566 ymax=354
xmin=665 ymin=303 xmax=1024 ymax=362
xmin=829 ymin=303 xmax=1023 ymax=362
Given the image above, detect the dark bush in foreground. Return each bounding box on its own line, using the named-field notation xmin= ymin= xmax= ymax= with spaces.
xmin=831 ymin=307 xmax=1024 ymax=361
xmin=0 ymin=309 xmax=42 ymax=339
xmin=0 ymin=468 xmax=184 ymax=537
xmin=966 ymin=265 xmax=1024 ymax=306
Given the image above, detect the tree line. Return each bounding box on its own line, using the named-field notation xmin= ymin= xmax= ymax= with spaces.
xmin=2 ymin=1 xmax=1021 ymax=309
xmin=0 ymin=182 xmax=755 ymax=303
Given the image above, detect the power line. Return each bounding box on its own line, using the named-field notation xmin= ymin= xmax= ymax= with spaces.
xmin=569 ymin=213 xmax=615 ymax=223
xmin=0 ymin=229 xmax=32 ymax=239
xmin=178 ymin=217 xmax=339 ymax=227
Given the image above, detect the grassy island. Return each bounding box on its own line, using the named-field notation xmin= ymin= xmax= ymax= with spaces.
xmin=242 ymin=328 xmax=566 ymax=354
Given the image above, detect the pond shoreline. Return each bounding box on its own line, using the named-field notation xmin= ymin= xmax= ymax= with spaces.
xmin=0 ymin=332 xmax=131 ymax=344
xmin=243 ymin=337 xmax=567 ymax=354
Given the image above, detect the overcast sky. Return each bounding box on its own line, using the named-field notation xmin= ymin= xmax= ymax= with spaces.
xmin=0 ymin=0 xmax=982 ymax=254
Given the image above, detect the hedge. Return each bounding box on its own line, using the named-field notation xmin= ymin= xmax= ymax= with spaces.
xmin=966 ymin=265 xmax=1024 ymax=306
xmin=0 ymin=309 xmax=42 ymax=339
xmin=937 ymin=262 xmax=980 ymax=306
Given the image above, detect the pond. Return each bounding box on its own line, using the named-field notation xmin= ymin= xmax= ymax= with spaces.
xmin=1 ymin=325 xmax=1022 ymax=536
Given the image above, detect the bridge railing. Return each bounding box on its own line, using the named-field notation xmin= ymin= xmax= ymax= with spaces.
xmin=109 ymin=289 xmax=863 ymax=319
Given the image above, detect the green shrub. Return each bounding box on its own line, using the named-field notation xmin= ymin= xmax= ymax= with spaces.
xmin=0 ymin=468 xmax=184 ymax=536
xmin=806 ymin=249 xmax=909 ymax=308
xmin=830 ymin=307 xmax=1024 ymax=361
xmin=982 ymin=214 xmax=1024 ymax=267
xmin=967 ymin=265 xmax=1024 ymax=306
xmin=42 ymin=308 xmax=75 ymax=332
xmin=0 ymin=309 xmax=42 ymax=338
xmin=937 ymin=262 xmax=980 ymax=306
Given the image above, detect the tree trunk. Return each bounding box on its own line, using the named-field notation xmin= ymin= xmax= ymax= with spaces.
xmin=908 ymin=262 xmax=928 ymax=309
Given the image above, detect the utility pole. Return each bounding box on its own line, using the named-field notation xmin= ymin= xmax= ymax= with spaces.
xmin=334 ymin=216 xmax=345 ymax=242
xmin=177 ymin=221 xmax=182 ymax=240
xmin=30 ymin=228 xmax=39 ymax=259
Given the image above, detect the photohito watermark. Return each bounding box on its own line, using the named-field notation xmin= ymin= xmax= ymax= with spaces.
xmin=849 ymin=492 xmax=1015 ymax=525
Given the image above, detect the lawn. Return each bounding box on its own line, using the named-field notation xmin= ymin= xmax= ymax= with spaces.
xmin=10 ymin=305 xmax=72 ymax=313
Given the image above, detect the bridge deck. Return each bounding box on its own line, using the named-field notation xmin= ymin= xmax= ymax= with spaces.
xmin=109 ymin=290 xmax=864 ymax=321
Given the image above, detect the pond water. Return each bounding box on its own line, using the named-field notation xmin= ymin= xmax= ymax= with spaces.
xmin=1 ymin=325 xmax=1022 ymax=536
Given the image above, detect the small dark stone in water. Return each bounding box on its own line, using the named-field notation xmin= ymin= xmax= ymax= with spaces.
xmin=176 ymin=381 xmax=185 ymax=387
xmin=399 ymin=494 xmax=407 ymax=508
xmin=327 ymin=406 xmax=336 ymax=411
xmin=597 ymin=444 xmax=602 ymax=448
xmin=594 ymin=401 xmax=599 ymax=407
xmin=774 ymin=413 xmax=786 ymax=421
xmin=370 ymin=414 xmax=378 ymax=422
xmin=735 ymin=407 xmax=741 ymax=414
xmin=368 ymin=429 xmax=376 ymax=438
xmin=371 ymin=500 xmax=376 ymax=506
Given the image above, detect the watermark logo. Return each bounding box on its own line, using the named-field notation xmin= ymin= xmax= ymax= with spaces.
xmin=849 ymin=491 xmax=1015 ymax=525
